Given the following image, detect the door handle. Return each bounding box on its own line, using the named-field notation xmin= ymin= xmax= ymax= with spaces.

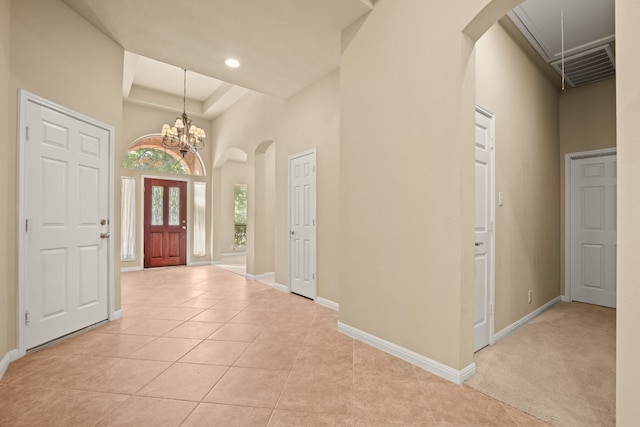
xmin=100 ymin=232 xmax=110 ymax=239
xmin=182 ymin=226 xmax=187 ymax=230
xmin=475 ymin=242 xmax=484 ymax=246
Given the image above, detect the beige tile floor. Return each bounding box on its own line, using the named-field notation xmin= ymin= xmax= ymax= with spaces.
xmin=0 ymin=266 xmax=550 ymax=426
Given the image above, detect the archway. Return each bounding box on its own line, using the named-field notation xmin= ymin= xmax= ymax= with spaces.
xmin=246 ymin=140 xmax=276 ymax=279
xmin=211 ymin=148 xmax=250 ymax=273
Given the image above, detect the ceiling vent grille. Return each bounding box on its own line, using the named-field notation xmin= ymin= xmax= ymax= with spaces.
xmin=551 ymin=45 xmax=615 ymax=88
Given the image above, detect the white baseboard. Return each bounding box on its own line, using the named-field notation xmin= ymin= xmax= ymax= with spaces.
xmin=493 ymin=296 xmax=561 ymax=344
xmin=273 ymin=283 xmax=289 ymax=293
xmin=338 ymin=322 xmax=476 ymax=385
xmin=246 ymin=272 xmax=275 ymax=281
xmin=561 ymin=295 xmax=571 ymax=302
xmin=188 ymin=260 xmax=212 ymax=267
xmin=220 ymin=252 xmax=246 ymax=257
xmin=315 ymin=297 xmax=339 ymax=311
xmin=0 ymin=349 xmax=20 ymax=380
xmin=120 ymin=266 xmax=143 ymax=273
xmin=111 ymin=309 xmax=124 ymax=320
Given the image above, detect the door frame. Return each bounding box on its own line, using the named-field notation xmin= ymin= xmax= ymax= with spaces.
xmin=141 ymin=175 xmax=190 ymax=267
xmin=564 ymin=147 xmax=617 ymax=303
xmin=16 ymin=90 xmax=115 ymax=357
xmin=287 ymin=148 xmax=317 ymax=298
xmin=474 ymin=104 xmax=496 ymax=349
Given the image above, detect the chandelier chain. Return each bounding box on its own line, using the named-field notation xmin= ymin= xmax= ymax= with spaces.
xmin=160 ymin=67 xmax=206 ymax=157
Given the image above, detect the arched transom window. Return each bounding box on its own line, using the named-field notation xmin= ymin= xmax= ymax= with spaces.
xmin=122 ymin=134 xmax=206 ymax=176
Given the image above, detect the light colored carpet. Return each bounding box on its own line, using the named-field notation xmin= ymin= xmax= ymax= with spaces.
xmin=466 ymin=302 xmax=615 ymax=427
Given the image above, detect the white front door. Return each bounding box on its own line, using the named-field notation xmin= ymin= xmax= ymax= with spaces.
xmin=22 ymin=95 xmax=110 ymax=350
xmin=474 ymin=106 xmax=494 ymax=352
xmin=288 ymin=149 xmax=316 ymax=299
xmin=570 ymin=154 xmax=616 ymax=308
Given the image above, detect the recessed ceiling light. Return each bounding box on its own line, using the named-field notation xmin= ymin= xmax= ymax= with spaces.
xmin=225 ymin=58 xmax=240 ymax=68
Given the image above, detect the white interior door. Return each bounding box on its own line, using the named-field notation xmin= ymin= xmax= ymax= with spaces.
xmin=22 ymin=96 xmax=110 ymax=350
xmin=288 ymin=150 xmax=316 ymax=299
xmin=570 ymin=154 xmax=616 ymax=308
xmin=474 ymin=106 xmax=494 ymax=352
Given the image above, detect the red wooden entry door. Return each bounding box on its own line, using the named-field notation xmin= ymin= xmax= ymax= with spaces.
xmin=144 ymin=178 xmax=187 ymax=268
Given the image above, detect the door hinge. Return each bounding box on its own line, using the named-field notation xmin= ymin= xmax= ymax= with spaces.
xmin=489 ymin=304 xmax=494 ymax=315
xmin=489 ymin=220 xmax=494 ymax=232
xmin=25 ymin=219 xmax=29 ymax=232
xmin=25 ymin=126 xmax=30 ymax=141
xmin=25 ymin=310 xmax=30 ymax=325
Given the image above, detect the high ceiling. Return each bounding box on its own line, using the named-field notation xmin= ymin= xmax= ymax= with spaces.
xmin=60 ymin=0 xmax=613 ymax=119
xmin=61 ymin=0 xmax=373 ymax=119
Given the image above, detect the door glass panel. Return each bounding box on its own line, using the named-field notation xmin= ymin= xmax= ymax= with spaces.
xmin=169 ymin=187 xmax=180 ymax=226
xmin=152 ymin=186 xmax=164 ymax=225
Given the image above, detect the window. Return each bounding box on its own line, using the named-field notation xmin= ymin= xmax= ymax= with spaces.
xmin=234 ymin=184 xmax=247 ymax=248
xmin=121 ymin=134 xmax=205 ymax=176
xmin=194 ymin=182 xmax=206 ymax=256
xmin=120 ymin=176 xmax=136 ymax=261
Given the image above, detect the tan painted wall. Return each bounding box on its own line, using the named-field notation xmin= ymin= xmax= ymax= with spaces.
xmin=559 ymin=78 xmax=616 ymax=295
xmin=339 ymin=0 xmax=488 ymax=370
xmin=0 ymin=0 xmax=11 ymax=359
xmin=476 ymin=23 xmax=561 ymax=332
xmin=120 ymin=102 xmax=212 ymax=269
xmin=276 ymin=71 xmax=341 ymax=300
xmin=251 ymin=142 xmax=276 ymax=274
xmin=3 ymin=0 xmax=124 ymax=353
xmin=210 ymin=70 xmax=341 ymax=301
xmin=616 ymin=0 xmax=640 ymax=423
xmin=210 ymin=91 xmax=279 ymax=270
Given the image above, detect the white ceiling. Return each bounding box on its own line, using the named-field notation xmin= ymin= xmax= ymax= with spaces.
xmin=509 ymin=0 xmax=615 ymax=63
xmin=61 ymin=0 xmax=373 ymax=119
xmin=60 ymin=0 xmax=613 ymax=120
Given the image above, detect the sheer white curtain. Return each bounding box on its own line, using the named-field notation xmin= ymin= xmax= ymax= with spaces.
xmin=193 ymin=182 xmax=206 ymax=256
xmin=120 ymin=176 xmax=136 ymax=261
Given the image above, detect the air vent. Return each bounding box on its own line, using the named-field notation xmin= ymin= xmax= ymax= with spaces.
xmin=551 ymin=45 xmax=615 ymax=87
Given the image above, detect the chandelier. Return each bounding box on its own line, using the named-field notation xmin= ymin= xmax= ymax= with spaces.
xmin=161 ymin=68 xmax=206 ymax=157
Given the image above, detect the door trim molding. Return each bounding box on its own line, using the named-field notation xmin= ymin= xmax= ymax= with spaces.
xmin=475 ymin=104 xmax=496 ymax=349
xmin=141 ymin=175 xmax=190 ymax=269
xmin=16 ymin=90 xmax=115 ymax=357
xmin=564 ymin=148 xmax=616 ymax=303
xmin=287 ymin=148 xmax=317 ymax=298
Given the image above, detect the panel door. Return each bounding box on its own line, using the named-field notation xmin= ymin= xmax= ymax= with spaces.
xmin=474 ymin=107 xmax=494 ymax=352
xmin=570 ymin=155 xmax=616 ymax=308
xmin=289 ymin=151 xmax=316 ymax=299
xmin=24 ymin=100 xmax=110 ymax=349
xmin=144 ymin=179 xmax=187 ymax=268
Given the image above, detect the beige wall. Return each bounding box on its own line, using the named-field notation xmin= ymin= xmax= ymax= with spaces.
xmin=276 ymin=70 xmax=341 ymax=299
xmin=616 ymin=0 xmax=640 ymax=423
xmin=120 ymin=102 xmax=212 ymax=269
xmin=2 ymin=0 xmax=124 ymax=353
xmin=339 ymin=0 xmax=488 ymax=370
xmin=476 ymin=23 xmax=561 ymax=332
xmin=559 ymin=78 xmax=616 ymax=295
xmin=211 ymin=70 xmax=341 ymax=300
xmin=250 ymin=142 xmax=276 ymax=274
xmin=0 ymin=0 xmax=11 ymax=359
